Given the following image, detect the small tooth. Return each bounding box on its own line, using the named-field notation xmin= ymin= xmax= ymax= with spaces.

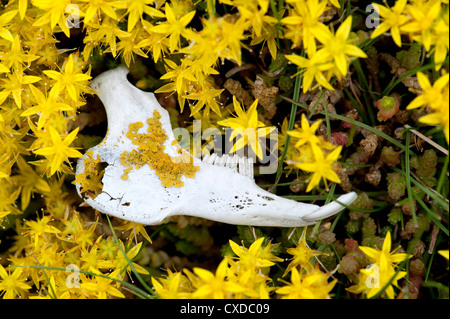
xmin=248 ymin=157 xmax=254 ymax=179
xmin=238 ymin=156 xmax=247 ymax=177
xmin=219 ymin=155 xmax=228 ymax=166
xmin=227 ymin=155 xmax=238 ymax=170
xmin=203 ymin=153 xmax=216 ymax=164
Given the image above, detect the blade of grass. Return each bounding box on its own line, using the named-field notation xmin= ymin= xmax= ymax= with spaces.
xmin=436 ymin=154 xmax=449 ymax=195
xmin=424 ymin=230 xmax=440 ymax=282
xmin=271 ymin=67 xmax=302 ymax=193
xmin=269 ymin=0 xmax=283 ymax=50
xmin=352 ymin=59 xmax=376 ymax=125
xmin=404 ymin=130 xmax=418 ymax=226
xmin=414 ymin=194 xmax=448 ymax=236
xmin=322 ymin=97 xmax=331 ymax=140
xmin=260 ymin=180 xmax=307 ymax=188
xmin=105 ymin=215 xmax=157 ymax=297
xmin=343 ymin=86 xmax=369 ymax=123
xmin=206 ymin=0 xmax=216 ymax=18
xmin=31 ymin=254 xmax=57 ymax=299
xmin=390 ymin=166 xmax=449 ymax=212
xmin=380 ymin=63 xmax=435 ymax=97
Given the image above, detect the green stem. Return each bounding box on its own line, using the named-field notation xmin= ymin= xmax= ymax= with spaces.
xmin=436 ymin=154 xmax=449 ymax=195
xmin=404 ymin=130 xmax=418 ymax=226
xmin=272 ymin=68 xmax=302 ymax=192
xmin=105 ymin=215 xmax=157 ymax=297
xmin=206 ymin=0 xmax=216 ymax=18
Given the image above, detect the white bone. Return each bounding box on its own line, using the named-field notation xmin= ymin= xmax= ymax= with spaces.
xmin=75 ymin=67 xmax=357 ymax=227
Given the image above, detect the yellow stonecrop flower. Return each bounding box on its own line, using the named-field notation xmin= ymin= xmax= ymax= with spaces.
xmin=287 ymin=114 xmax=342 ymax=192
xmin=284 ymin=228 xmax=326 ymax=275
xmin=406 ymin=72 xmax=449 ymax=143
xmin=114 ymin=219 xmax=153 ymax=244
xmin=31 ymin=0 xmax=74 ymax=37
xmin=0 ymin=34 xmax=39 ymax=70
xmin=370 ymin=0 xmax=449 ymax=71
xmin=401 ymin=0 xmax=443 ymax=51
xmin=371 ymin=0 xmax=409 ymax=47
xmin=346 ymin=263 xmax=407 ymax=299
xmin=276 ymin=266 xmax=337 ymax=299
xmin=217 ymin=96 xmax=276 ymax=161
xmin=124 ymin=0 xmax=165 ymax=32
xmin=33 ymin=126 xmax=83 ymax=176
xmin=313 ymin=16 xmax=368 ymax=78
xmin=20 ymin=85 xmax=74 ymax=130
xmin=0 ymin=69 xmax=41 ymax=109
xmin=281 ymin=0 xmax=330 ymax=51
xmin=288 ymin=114 xmax=322 ymax=148
xmin=431 ymin=8 xmax=449 ymax=70
xmin=151 ymin=3 xmax=196 ymax=52
xmin=296 ymin=143 xmax=342 ymax=192
xmin=24 ymin=215 xmax=61 ymax=249
xmin=156 ymin=58 xmax=198 ymax=111
xmin=81 ymin=268 xmax=126 ymax=299
xmin=358 ymin=232 xmax=412 ymax=272
xmin=438 ymin=250 xmax=449 ymax=260
xmin=80 ymin=0 xmax=124 ymax=25
xmin=184 ymin=81 xmax=224 ymax=116
xmin=229 ymin=237 xmax=283 ymax=270
xmin=10 ymin=156 xmax=51 ymax=210
xmin=0 ymin=9 xmax=18 ymax=42
xmin=347 ymin=231 xmax=412 ymax=299
xmin=286 ymin=17 xmax=367 ymax=92
xmin=0 ymin=264 xmax=32 ymax=299
xmin=286 ymin=50 xmax=335 ymax=93
xmin=152 ymin=269 xmax=193 ymax=298
xmin=43 ymin=54 xmax=94 ymax=102
xmin=232 ymin=0 xmax=278 ymax=39
xmin=190 ymin=259 xmax=246 ymax=298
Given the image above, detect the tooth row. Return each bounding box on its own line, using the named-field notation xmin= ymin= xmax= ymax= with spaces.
xmin=202 ymin=153 xmax=254 ymax=179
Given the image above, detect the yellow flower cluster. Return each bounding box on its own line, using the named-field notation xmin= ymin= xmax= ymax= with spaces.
xmin=286 ymin=114 xmax=342 ymax=192
xmin=347 ymin=232 xmax=412 ymax=299
xmin=406 ymin=72 xmax=449 ymax=143
xmin=283 ymin=1 xmax=367 ymax=92
xmin=152 ymin=236 xmax=336 ymax=299
xmin=217 ymin=96 xmax=276 ymax=160
xmin=1 ymin=210 xmax=151 ymax=299
xmin=371 ymin=0 xmax=448 ymax=70
xmin=371 ymin=0 xmax=449 ymax=142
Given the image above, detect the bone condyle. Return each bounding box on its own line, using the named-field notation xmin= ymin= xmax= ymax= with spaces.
xmin=75 ymin=67 xmax=357 ymax=227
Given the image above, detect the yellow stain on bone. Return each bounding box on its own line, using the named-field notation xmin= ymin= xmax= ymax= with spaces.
xmin=120 ymin=110 xmax=199 ymax=187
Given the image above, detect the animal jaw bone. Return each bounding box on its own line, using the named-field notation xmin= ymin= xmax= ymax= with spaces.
xmin=75 ymin=67 xmax=357 ymax=227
